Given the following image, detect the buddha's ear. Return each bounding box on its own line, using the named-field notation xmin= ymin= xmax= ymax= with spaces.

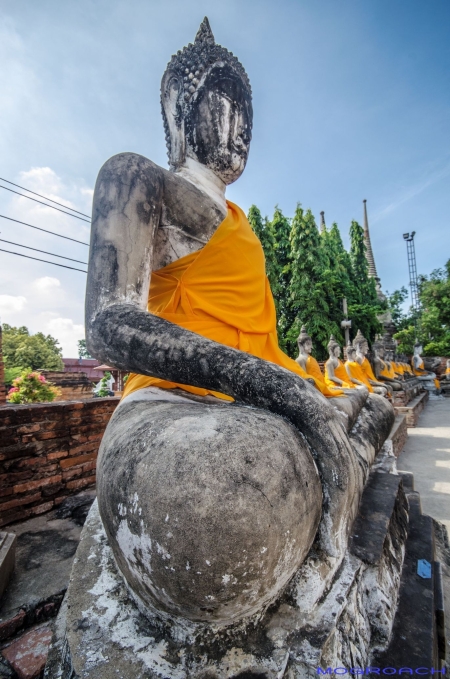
xmin=161 ymin=72 xmax=185 ymax=169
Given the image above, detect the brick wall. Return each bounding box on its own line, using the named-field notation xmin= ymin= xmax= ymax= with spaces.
xmin=0 ymin=326 xmax=6 ymax=406
xmin=0 ymin=398 xmax=119 ymax=527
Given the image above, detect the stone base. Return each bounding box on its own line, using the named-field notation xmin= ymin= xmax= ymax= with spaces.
xmin=394 ymin=390 xmax=429 ymax=427
xmin=45 ymin=461 xmax=444 ymax=678
xmin=390 ymin=380 xmax=422 ymax=408
xmin=0 ymin=533 xmax=16 ymax=600
xmin=440 ymin=381 xmax=450 ymax=397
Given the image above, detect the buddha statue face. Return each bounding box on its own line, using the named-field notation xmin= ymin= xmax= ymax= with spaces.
xmin=161 ymin=18 xmax=253 ymax=185
xmin=333 ymin=345 xmax=341 ymax=359
xmin=346 ymin=347 xmax=356 ymax=361
xmin=184 ymin=64 xmax=252 ymax=184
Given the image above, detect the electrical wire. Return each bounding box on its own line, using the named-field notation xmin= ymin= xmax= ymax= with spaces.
xmin=0 ymin=177 xmax=91 ymax=219
xmin=0 ymin=184 xmax=91 ymax=223
xmin=0 ymin=248 xmax=87 ymax=273
xmin=0 ymin=238 xmax=87 ymax=265
xmin=0 ymin=214 xmax=89 ymax=246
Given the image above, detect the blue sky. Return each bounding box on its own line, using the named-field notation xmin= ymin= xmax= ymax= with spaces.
xmin=0 ymin=0 xmax=449 ymax=355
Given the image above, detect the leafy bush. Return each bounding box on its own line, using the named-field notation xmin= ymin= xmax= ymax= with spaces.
xmin=7 ymin=371 xmax=61 ymax=404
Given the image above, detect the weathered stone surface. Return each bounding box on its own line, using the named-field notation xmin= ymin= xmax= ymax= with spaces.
xmin=55 ymin=461 xmax=416 ymax=678
xmin=2 ymin=623 xmax=53 ymax=679
xmin=98 ymin=398 xmax=322 ymax=624
xmin=395 ymin=390 xmax=429 ymax=427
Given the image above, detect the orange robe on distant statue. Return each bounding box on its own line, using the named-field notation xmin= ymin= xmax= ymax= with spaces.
xmin=380 ymin=361 xmax=396 ymax=380
xmin=305 ymin=355 xmax=343 ymax=396
xmin=345 ymin=360 xmax=374 ymax=393
xmin=123 ymin=201 xmax=342 ymax=401
xmin=412 ymin=358 xmax=440 ymax=389
xmin=361 ymin=357 xmax=378 ymax=383
xmin=324 ymin=360 xmax=354 ymax=389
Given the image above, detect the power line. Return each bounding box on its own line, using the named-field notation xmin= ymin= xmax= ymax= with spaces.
xmin=0 ymin=177 xmax=91 ymax=219
xmin=0 ymin=238 xmax=87 ymax=265
xmin=0 ymin=214 xmax=89 ymax=246
xmin=0 ymin=248 xmax=87 ymax=273
xmin=0 ymin=184 xmax=91 ymax=223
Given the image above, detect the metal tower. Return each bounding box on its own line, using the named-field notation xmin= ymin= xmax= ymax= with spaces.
xmin=403 ymin=231 xmax=420 ymax=313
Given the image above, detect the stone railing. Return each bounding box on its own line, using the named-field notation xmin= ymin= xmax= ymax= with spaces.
xmin=0 ymin=398 xmax=119 ymax=527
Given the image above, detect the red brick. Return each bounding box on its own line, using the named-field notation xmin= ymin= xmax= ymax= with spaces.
xmin=47 ymin=450 xmax=68 ymax=461
xmin=2 ymin=624 xmax=52 ymax=677
xmin=66 ymin=475 xmax=96 ymax=490
xmin=0 ymin=609 xmax=25 ymax=641
xmin=0 ymin=493 xmax=42 ymax=511
xmin=0 ymin=487 xmax=14 ymax=499
xmin=62 ymin=467 xmax=83 ymax=481
xmin=0 ymin=507 xmax=32 ymax=527
xmin=14 ymin=474 xmax=62 ymax=494
xmin=83 ymin=460 xmax=97 ymax=473
xmin=16 ymin=423 xmax=40 ymax=434
xmin=60 ymin=452 xmax=96 ymax=469
xmin=53 ymin=494 xmax=69 ymax=506
xmin=31 ymin=501 xmax=54 ymax=516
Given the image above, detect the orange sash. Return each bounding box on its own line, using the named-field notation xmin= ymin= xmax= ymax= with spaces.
xmin=324 ymin=360 xmax=354 ymax=389
xmin=123 ymin=201 xmax=341 ymax=400
xmin=345 ymin=360 xmax=374 ymax=393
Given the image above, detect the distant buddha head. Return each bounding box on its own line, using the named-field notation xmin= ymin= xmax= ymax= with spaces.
xmin=346 ymin=344 xmax=356 ymax=361
xmin=327 ymin=335 xmax=341 ymax=358
xmin=414 ymin=341 xmax=423 ymax=355
xmin=297 ymin=325 xmax=313 ymax=355
xmin=353 ymin=329 xmax=368 ymax=356
xmin=161 ymin=17 xmax=253 ymax=184
xmin=372 ymin=341 xmax=384 ymax=358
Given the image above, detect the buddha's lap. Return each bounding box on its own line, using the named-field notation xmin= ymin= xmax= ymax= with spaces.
xmin=96 ymin=397 xmax=322 ymax=623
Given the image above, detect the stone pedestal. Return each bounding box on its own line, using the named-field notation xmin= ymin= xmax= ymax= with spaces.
xmin=45 ymin=458 xmax=443 ymax=678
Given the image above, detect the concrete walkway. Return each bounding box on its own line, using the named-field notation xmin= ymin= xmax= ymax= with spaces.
xmin=398 ymin=397 xmax=450 ymax=532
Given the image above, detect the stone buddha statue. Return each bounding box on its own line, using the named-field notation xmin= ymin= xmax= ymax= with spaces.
xmin=446 ymin=359 xmax=450 ymax=380
xmin=372 ymin=341 xmax=403 ymax=391
xmin=81 ymin=18 xmax=395 ymax=675
xmin=324 ymin=334 xmax=357 ymax=390
xmin=412 ymin=341 xmax=440 ymax=390
xmin=352 ymin=329 xmax=390 ymax=396
xmin=295 ymin=325 xmax=344 ymax=396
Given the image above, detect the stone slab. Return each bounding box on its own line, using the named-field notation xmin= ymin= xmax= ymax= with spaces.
xmin=374 ymin=491 xmax=439 ymax=668
xmin=395 ymin=390 xmax=429 ymax=427
xmin=384 ymin=414 xmax=408 ymax=457
xmin=0 ymin=533 xmax=16 ymax=600
xmin=349 ymin=471 xmax=404 ymax=565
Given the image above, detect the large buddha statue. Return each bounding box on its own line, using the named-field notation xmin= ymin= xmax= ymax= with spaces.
xmin=84 ymin=18 xmax=394 ymax=659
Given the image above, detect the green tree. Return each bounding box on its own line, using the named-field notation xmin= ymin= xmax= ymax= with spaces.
xmin=2 ymin=324 xmax=64 ymax=371
xmin=77 ymin=339 xmax=92 ymax=359
xmin=270 ymin=206 xmax=293 ymax=351
xmin=386 ymin=287 xmax=409 ymax=328
xmin=247 ymin=206 xmax=280 ymax=306
xmin=286 ymin=206 xmax=333 ymax=359
xmin=348 ymin=220 xmax=382 ymax=342
xmin=418 ymin=260 xmax=450 ymax=356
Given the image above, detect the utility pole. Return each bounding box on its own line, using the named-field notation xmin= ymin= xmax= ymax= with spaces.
xmin=341 ymin=298 xmax=352 ymax=347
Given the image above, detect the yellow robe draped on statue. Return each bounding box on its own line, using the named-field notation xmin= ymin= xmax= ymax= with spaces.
xmin=123 ymin=201 xmax=342 ymax=401
xmin=380 ymin=361 xmax=396 ymax=380
xmin=412 ymin=358 xmax=440 ymax=389
xmin=345 ymin=360 xmax=374 ymax=393
xmin=324 ymin=360 xmax=355 ymax=389
xmin=305 ymin=356 xmax=343 ymax=395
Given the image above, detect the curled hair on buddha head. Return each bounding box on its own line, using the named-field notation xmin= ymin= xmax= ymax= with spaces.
xmin=297 ymin=325 xmax=311 ymax=348
xmin=160 ymin=17 xmax=253 ymax=170
xmin=327 ymin=334 xmax=340 ymax=354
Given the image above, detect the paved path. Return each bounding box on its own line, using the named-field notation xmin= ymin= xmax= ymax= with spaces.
xmin=398 ymin=397 xmax=450 ymax=532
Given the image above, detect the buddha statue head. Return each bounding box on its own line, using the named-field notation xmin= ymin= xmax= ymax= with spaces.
xmin=345 ymin=343 xmax=356 ymax=361
xmin=161 ymin=17 xmax=253 ymax=184
xmin=414 ymin=340 xmax=423 ymax=357
xmin=297 ymin=325 xmax=313 ymax=356
xmin=327 ymin=334 xmax=341 ymax=359
xmin=372 ymin=340 xmax=384 ymax=360
xmin=353 ymin=329 xmax=368 ymax=358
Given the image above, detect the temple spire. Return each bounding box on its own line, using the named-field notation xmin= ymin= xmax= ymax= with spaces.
xmin=363 ymin=200 xmax=384 ymax=300
xmin=320 ymin=211 xmax=326 ymax=234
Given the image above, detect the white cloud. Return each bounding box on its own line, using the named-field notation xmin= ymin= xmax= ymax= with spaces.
xmin=33 ymin=276 xmax=61 ymax=292
xmin=0 ymin=294 xmax=27 ymax=314
xmin=45 ymin=317 xmax=85 ymax=358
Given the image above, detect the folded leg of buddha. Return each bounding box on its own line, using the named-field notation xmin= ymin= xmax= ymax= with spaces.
xmin=85 ymin=18 xmax=395 ymax=634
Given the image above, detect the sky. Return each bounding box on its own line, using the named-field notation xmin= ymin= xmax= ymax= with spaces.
xmin=0 ymin=0 xmax=449 ymax=356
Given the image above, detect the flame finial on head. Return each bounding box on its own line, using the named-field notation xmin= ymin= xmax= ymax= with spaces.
xmin=195 ymin=17 xmax=215 ymax=45
xmin=297 ymin=325 xmax=311 ymax=346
